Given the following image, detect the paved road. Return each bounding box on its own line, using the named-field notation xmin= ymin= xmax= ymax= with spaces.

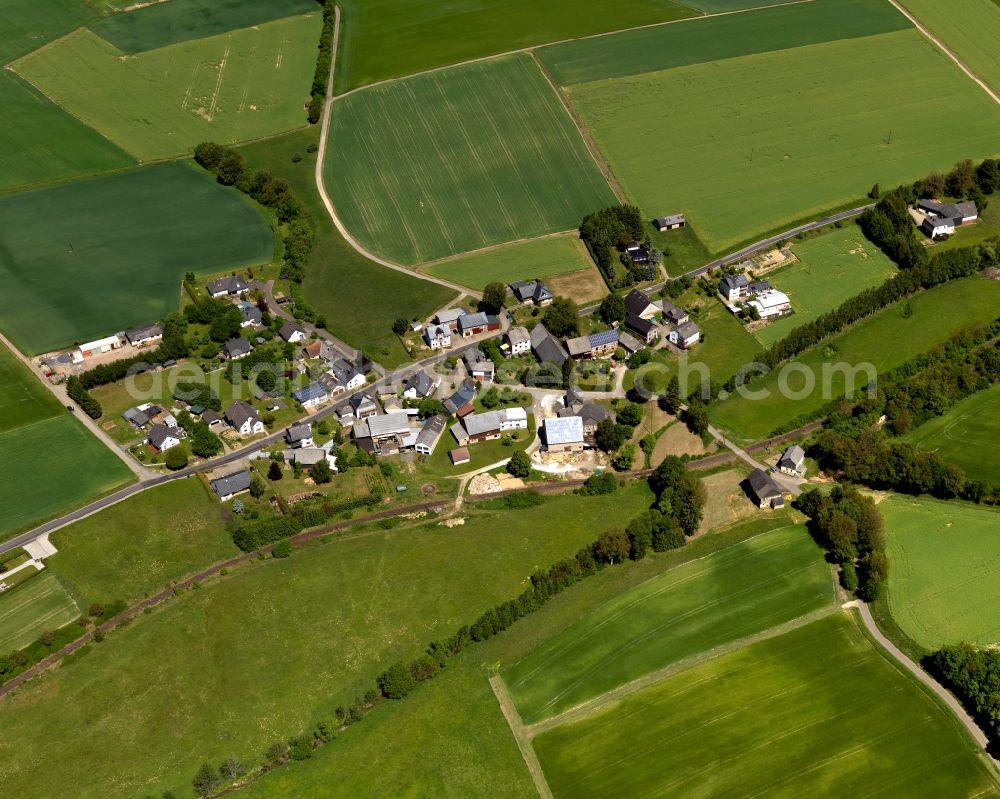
xmin=855 ymin=601 xmax=995 ymax=756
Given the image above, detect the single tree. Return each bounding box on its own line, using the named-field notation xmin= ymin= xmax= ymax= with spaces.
xmin=592 ymin=529 xmax=630 ymax=564
xmin=249 ymin=474 xmax=266 ymax=499
xmin=506 ymin=449 xmax=531 ymax=478
xmin=216 ymin=152 xmax=245 ymax=186
xmin=542 ymin=296 xmax=579 ymax=338
xmin=165 ymin=446 xmax=189 ymax=471
xmin=392 ymin=317 xmax=408 ymax=335
xmin=192 ymin=763 xmax=220 ymax=797
xmin=219 ymin=757 xmax=246 ymax=781
xmin=594 ymin=418 xmax=625 ymax=453
xmin=616 ymin=401 xmax=644 ymax=427
xmin=661 ymin=376 xmax=681 ymax=414
xmin=867 ymin=183 xmax=880 ymax=200
xmin=311 ymin=457 xmax=333 ymax=484
xmin=598 ymin=293 xmax=626 ymax=325
xmin=268 ymin=460 xmax=283 ymax=481
xmin=480 ymin=282 xmax=507 ymax=315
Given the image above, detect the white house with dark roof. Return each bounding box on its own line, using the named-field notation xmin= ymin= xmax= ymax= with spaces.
xmin=424 ymin=323 xmax=452 ymax=350
xmin=124 ymin=323 xmax=163 ymax=347
xmin=285 ymin=423 xmax=313 ymax=448
xmin=147 ymin=423 xmax=181 ymax=452
xmin=210 ymin=470 xmax=252 ymax=501
xmin=463 ymin=351 xmax=495 ymax=383
xmin=668 ymin=321 xmax=701 ymax=349
xmin=720 ymin=274 xmax=750 ymax=302
xmin=745 ymin=468 xmax=784 ymax=509
xmin=279 ymin=321 xmax=308 ymax=343
xmin=505 ymin=326 xmax=531 ymax=356
xmin=778 ymin=444 xmax=806 ymax=476
xmin=452 ymin=407 xmax=528 ymax=446
xmin=510 ymin=280 xmax=554 ymax=306
xmin=224 ymin=401 xmax=265 ymax=436
xmin=402 ymin=370 xmax=438 ymax=400
xmin=207 ymin=276 xmax=249 ymax=297
xmin=223 ymin=337 xmax=253 ymax=360
xmin=238 ymin=301 xmax=262 ymax=328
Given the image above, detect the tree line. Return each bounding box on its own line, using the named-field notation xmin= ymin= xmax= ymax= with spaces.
xmin=926 ymin=643 xmax=1000 ymax=751
xmin=194 ymin=142 xmax=315 ymax=284
xmin=306 ymin=1 xmax=336 ymax=125
xmin=579 ymin=204 xmax=652 ymax=287
xmin=794 ymin=484 xmax=887 ymax=600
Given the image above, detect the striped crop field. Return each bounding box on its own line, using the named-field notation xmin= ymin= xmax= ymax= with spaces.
xmin=532 ymin=613 xmax=1000 ymax=798
xmin=325 ymin=54 xmax=616 ymax=265
xmin=504 ymin=523 xmax=833 ymax=724
xmin=0 ymin=571 xmax=80 ymax=653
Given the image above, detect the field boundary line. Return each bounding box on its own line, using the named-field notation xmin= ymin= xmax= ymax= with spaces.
xmin=886 ymin=0 xmax=1000 ymax=107
xmin=489 ymin=675 xmax=555 ymax=799
xmin=314 ymin=6 xmax=477 ymax=298
xmin=331 ymin=0 xmax=818 ymax=101
xmin=417 ymin=228 xmax=580 ymax=270
xmin=529 ymin=51 xmax=625 ymax=204
xmin=523 ymin=603 xmax=839 ymax=737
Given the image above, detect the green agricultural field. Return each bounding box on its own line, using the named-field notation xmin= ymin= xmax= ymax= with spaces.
xmin=0 ymin=340 xmax=63 ymax=434
xmin=0 ymin=71 xmax=133 ymax=195
xmin=884 ymin=496 xmax=1000 ymax=650
xmin=532 ymin=613 xmax=1000 ymax=798
xmin=903 ymin=383 xmax=1000 ymax=484
xmin=683 ymin=0 xmax=782 ymax=9
xmin=539 ymin=0 xmax=910 ymax=85
xmin=15 ymin=13 xmax=321 ymax=161
xmin=425 ymin=235 xmax=594 ymax=290
xmin=0 ymin=0 xmax=97 ymax=64
xmin=0 ymin=416 xmax=133 ymax=543
xmin=0 ymin=484 xmax=656 ymax=799
xmin=505 ymin=523 xmax=832 ymax=723
xmin=754 ymin=229 xmax=898 ymax=347
xmin=236 ymin=129 xmax=455 ymax=367
xmin=0 ymin=162 xmax=273 ymax=355
xmin=899 ymin=0 xmax=1000 ymax=96
xmin=0 ymin=571 xmax=80 ymax=653
xmin=708 ymin=276 xmax=1000 ymax=442
xmin=48 ymin=479 xmax=238 ymax=606
xmin=564 ymin=29 xmax=1000 ymax=252
xmin=326 ymin=54 xmax=615 ymax=265
xmin=333 ymin=0 xmax=695 ymax=93
xmin=90 ymin=0 xmax=317 ymax=53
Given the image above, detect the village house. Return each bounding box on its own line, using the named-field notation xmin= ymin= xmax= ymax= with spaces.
xmin=124 ymin=323 xmax=163 ymax=348
xmin=745 ymin=468 xmax=784 ymax=509
xmin=463 ymin=351 xmax=496 ymax=383
xmin=147 ymin=423 xmax=182 ymax=452
xmin=122 ymin=406 xmax=151 ymax=429
xmin=224 ymin=401 xmax=265 ymax=436
xmin=279 ymin=321 xmax=308 ymax=344
xmin=321 ymin=359 xmax=366 ymax=396
xmin=456 ymin=311 xmax=500 ymax=338
xmin=778 ymin=444 xmax=806 ymax=476
xmin=617 ymin=331 xmax=645 ymax=355
xmin=543 ymin=416 xmax=585 ymax=453
xmin=623 ymin=240 xmax=651 ymax=266
xmin=283 ymin=447 xmax=338 ymax=470
xmin=530 ymin=323 xmax=569 ymax=366
xmin=210 ymin=470 xmax=252 ymax=501
xmin=560 ymin=387 xmax=610 ymax=444
xmin=668 ymin=321 xmax=701 ymax=349
xmin=434 ymin=308 xmax=466 ymax=331
xmin=505 ymin=326 xmax=531 ymax=356
xmin=749 ymin=290 xmax=791 ymax=320
xmin=443 ymin=380 xmax=477 ymax=417
xmin=653 ymin=213 xmax=686 ymax=231
xmin=916 ymin=199 xmax=978 ymax=239
xmin=285 ymin=423 xmax=314 ymax=449
xmin=451 ymin=406 xmax=528 ymax=446
xmin=402 ymin=370 xmax=438 ymax=400
xmin=509 ymin=279 xmax=554 ymax=306
xmin=292 ymin=382 xmax=328 ymax=409
xmin=423 ymin=323 xmax=452 ymax=350
xmin=350 ymin=392 xmax=380 ymax=420
xmin=720 ymin=274 xmax=750 ymax=302
xmin=238 ymin=301 xmax=262 ymax=328
xmin=659 ymin=300 xmax=689 ymax=326
xmin=566 ymin=329 xmax=619 ymax=360
xmin=354 ymin=411 xmax=415 ymax=455
xmin=223 ymin=337 xmax=253 ymax=360
xmin=206 ymin=276 xmax=249 ymax=298
xmin=415 ymin=414 xmax=447 ymax=456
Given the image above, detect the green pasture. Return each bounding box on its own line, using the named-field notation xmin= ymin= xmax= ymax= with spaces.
xmin=326 ymin=54 xmax=615 ymax=265
xmin=48 ymin=479 xmax=238 ymax=607
xmin=425 ymin=235 xmax=593 ymax=290
xmin=0 ymin=71 xmax=132 ymax=195
xmin=566 ymin=29 xmax=1000 ymax=252
xmin=15 ymin=14 xmax=321 ymax=161
xmin=0 ymin=416 xmax=133 ymax=543
xmin=332 ymin=0 xmax=694 ymax=93
xmin=0 ymin=484 xmax=657 ymax=799
xmin=884 ymin=495 xmax=1000 ymax=650
xmin=0 ymin=571 xmax=80 ymax=653
xmin=708 ymin=276 xmax=1000 ymax=442
xmin=236 ymin=129 xmax=455 ymax=367
xmin=903 ymin=383 xmax=1000 ymax=484
xmin=539 ymin=0 xmax=910 ymax=85
xmin=0 ymin=0 xmax=97 ymax=64
xmin=0 ymin=340 xmax=63 ymax=434
xmin=90 ymin=0 xmax=317 ymax=54
xmin=0 ymin=162 xmax=273 ymax=355
xmin=533 ymin=613 xmax=1000 ymax=798
xmin=754 ymin=229 xmax=898 ymax=347
xmin=899 ymin=0 xmax=1000 ymax=96
xmin=505 ymin=523 xmax=832 ymax=723
xmin=232 ymin=504 xmax=797 ymax=798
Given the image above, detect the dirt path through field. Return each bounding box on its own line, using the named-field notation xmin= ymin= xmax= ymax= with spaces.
xmin=489 ymin=675 xmax=555 ymax=799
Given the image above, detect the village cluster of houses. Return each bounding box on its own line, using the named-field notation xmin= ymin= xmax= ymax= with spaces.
xmin=910 ymin=198 xmax=978 ymax=240
xmin=124 ymin=396 xmax=275 ymax=453
xmin=720 ymin=272 xmax=791 ymax=321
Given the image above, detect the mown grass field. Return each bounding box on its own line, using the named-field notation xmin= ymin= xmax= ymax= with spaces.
xmin=708 ymin=276 xmax=1000 ymax=442
xmin=0 ymin=0 xmax=97 ymax=64
xmin=565 ymin=29 xmax=1000 ymax=252
xmin=883 ymin=496 xmax=1000 ymax=650
xmin=899 ymin=0 xmax=1000 ymax=96
xmin=0 ymin=340 xmax=64 ymax=434
xmin=48 ymin=479 xmax=237 ymax=607
xmin=754 ymin=229 xmax=898 ymax=346
xmin=505 ymin=522 xmax=832 ymax=723
xmin=532 ymin=613 xmax=1000 ymax=799
xmin=425 ymin=235 xmax=593 ymax=290
xmin=0 ymin=484 xmax=657 ymax=799
xmin=0 ymin=71 xmax=133 ymax=195
xmin=326 ymin=54 xmax=615 ymax=265
xmin=235 ymin=509 xmax=796 ymax=797
xmin=15 ymin=13 xmax=321 ymax=161
xmin=0 ymin=416 xmax=133 ymax=543
xmin=237 ymin=129 xmax=455 ymax=367
xmin=332 ymin=0 xmax=695 ymax=93
xmin=538 ymin=0 xmax=910 ymax=85
xmin=0 ymin=162 xmax=273 ymax=355
xmin=903 ymin=383 xmax=1000 ymax=484
xmin=90 ymin=0 xmax=317 ymax=53
xmin=0 ymin=571 xmax=80 ymax=653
